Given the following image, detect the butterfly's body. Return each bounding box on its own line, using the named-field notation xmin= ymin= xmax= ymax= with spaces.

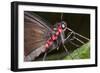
xmin=45 ymin=24 xmax=63 ymax=49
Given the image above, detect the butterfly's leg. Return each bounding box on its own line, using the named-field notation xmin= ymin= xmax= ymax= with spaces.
xmin=64 ymin=32 xmax=80 ymax=59
xmin=69 ymin=40 xmax=80 ymax=47
xmin=64 ymin=31 xmax=81 ymax=47
xmin=62 ymin=44 xmax=73 ymax=59
xmin=73 ymin=37 xmax=85 ymax=44
xmin=60 ymin=31 xmax=73 ymax=59
xmin=67 ymin=27 xmax=89 ymax=41
xmin=43 ymin=52 xmax=47 ymax=61
xmin=56 ymin=38 xmax=61 ymax=51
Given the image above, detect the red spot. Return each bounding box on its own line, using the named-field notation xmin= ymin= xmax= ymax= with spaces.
xmin=52 ymin=35 xmax=57 ymax=40
xmin=45 ymin=43 xmax=49 ymax=48
xmin=48 ymin=40 xmax=52 ymax=45
xmin=57 ymin=24 xmax=62 ymax=33
xmin=56 ymin=31 xmax=59 ymax=36
xmin=58 ymin=28 xmax=62 ymax=33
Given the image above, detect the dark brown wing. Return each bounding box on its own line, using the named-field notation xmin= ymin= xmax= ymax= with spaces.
xmin=24 ymin=12 xmax=53 ymax=59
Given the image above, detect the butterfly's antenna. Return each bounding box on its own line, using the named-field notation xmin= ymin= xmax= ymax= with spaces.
xmin=61 ymin=13 xmax=63 ymax=21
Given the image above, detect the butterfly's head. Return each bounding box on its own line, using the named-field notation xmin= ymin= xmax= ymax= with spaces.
xmin=60 ymin=21 xmax=67 ymax=29
xmin=53 ymin=21 xmax=67 ymax=31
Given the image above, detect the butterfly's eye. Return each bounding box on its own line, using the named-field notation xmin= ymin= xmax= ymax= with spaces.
xmin=61 ymin=21 xmax=67 ymax=29
xmin=62 ymin=24 xmax=65 ymax=28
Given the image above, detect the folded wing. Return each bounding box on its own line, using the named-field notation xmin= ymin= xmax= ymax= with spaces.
xmin=24 ymin=12 xmax=53 ymax=61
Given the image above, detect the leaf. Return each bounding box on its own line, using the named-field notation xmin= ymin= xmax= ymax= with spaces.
xmin=64 ymin=42 xmax=90 ymax=60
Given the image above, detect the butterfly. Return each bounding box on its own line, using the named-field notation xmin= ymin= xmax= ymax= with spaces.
xmin=24 ymin=12 xmax=89 ymax=61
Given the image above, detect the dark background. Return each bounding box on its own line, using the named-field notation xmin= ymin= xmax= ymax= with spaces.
xmin=34 ymin=12 xmax=90 ymax=38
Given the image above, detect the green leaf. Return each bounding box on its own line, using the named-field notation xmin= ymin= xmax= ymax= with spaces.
xmin=64 ymin=42 xmax=90 ymax=60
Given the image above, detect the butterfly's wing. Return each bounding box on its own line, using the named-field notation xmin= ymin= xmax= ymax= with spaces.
xmin=24 ymin=12 xmax=54 ymax=61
